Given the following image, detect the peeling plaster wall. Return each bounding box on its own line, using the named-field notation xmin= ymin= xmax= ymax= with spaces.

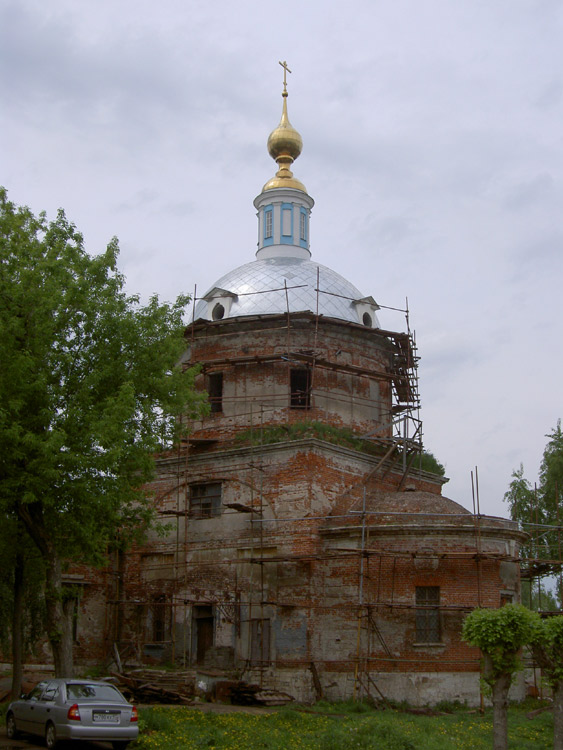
xmin=67 ymin=315 xmax=527 ymax=706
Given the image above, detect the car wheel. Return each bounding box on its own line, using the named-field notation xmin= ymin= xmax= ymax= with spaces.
xmin=45 ymin=721 xmax=58 ymax=749
xmin=6 ymin=712 xmax=19 ymax=739
xmin=112 ymin=743 xmax=130 ymax=750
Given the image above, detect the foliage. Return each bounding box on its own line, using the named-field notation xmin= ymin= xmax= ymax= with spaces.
xmin=234 ymin=421 xmax=445 ymax=476
xmin=416 ymin=450 xmax=446 ymax=477
xmin=521 ymin=580 xmax=559 ymax=612
xmin=530 ymin=615 xmax=563 ymax=688
xmin=0 ymin=188 xmax=206 ymax=672
xmin=235 ymin=421 xmax=371 ymax=452
xmin=504 ymin=421 xmax=563 ymax=560
xmin=133 ymin=703 xmax=553 ymax=750
xmin=461 ymin=604 xmax=539 ymax=683
xmin=0 ymin=516 xmax=45 ymax=655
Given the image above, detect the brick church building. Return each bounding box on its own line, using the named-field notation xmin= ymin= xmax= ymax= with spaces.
xmin=74 ymin=73 xmax=525 ymax=705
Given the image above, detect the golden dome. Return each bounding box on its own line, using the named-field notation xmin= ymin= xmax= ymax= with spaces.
xmin=267 ymin=92 xmax=303 ymax=162
xmin=262 ymin=63 xmax=307 ymax=194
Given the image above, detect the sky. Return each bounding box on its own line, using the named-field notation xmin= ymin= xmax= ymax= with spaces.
xmin=1 ymin=0 xmax=562 ymax=519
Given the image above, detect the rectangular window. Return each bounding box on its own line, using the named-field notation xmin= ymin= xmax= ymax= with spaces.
xmin=282 ymin=207 xmax=292 ymax=236
xmin=207 ymin=372 xmax=223 ymax=414
xmin=415 ymin=586 xmax=441 ymax=643
xmin=250 ymin=618 xmax=271 ymax=665
xmin=300 ymin=211 xmax=307 ymax=241
xmin=190 ymin=482 xmax=222 ymax=518
xmin=265 ymin=209 xmax=273 ymax=239
xmin=152 ymin=594 xmax=167 ymax=642
xmin=290 ymin=368 xmax=311 ymax=409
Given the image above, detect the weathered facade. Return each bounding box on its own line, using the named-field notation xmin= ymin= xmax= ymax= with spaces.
xmin=73 ymin=79 xmax=526 ymax=705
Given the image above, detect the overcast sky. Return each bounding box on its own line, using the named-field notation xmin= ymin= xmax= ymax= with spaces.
xmin=2 ymin=0 xmax=562 ymax=519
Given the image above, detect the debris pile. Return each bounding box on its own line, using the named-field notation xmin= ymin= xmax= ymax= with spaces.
xmin=229 ymin=681 xmax=294 ymax=706
xmin=110 ymin=668 xmax=294 ymax=707
xmin=112 ymin=669 xmax=196 ymax=704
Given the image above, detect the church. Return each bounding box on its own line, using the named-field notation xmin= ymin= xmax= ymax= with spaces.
xmin=76 ymin=67 xmax=526 ymax=705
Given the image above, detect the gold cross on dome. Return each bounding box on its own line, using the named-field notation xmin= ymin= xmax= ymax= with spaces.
xmin=279 ymin=60 xmax=292 ymax=92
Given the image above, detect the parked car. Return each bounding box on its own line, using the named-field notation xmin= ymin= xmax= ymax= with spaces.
xmin=5 ymin=678 xmax=139 ymax=749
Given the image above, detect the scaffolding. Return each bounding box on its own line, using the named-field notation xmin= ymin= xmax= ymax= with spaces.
xmin=102 ymin=273 xmax=561 ymax=703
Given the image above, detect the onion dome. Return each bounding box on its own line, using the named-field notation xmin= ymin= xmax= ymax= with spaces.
xmin=193 ymin=63 xmax=380 ymax=330
xmin=262 ymin=62 xmax=307 ymax=193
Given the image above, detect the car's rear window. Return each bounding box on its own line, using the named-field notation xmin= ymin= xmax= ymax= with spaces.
xmin=65 ymin=683 xmax=123 ymax=702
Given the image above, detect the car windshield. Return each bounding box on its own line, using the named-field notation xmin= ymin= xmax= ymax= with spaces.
xmin=65 ymin=683 xmax=124 ymax=702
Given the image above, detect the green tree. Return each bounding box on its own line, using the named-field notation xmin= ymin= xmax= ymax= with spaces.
xmin=530 ymin=615 xmax=563 ymax=750
xmin=504 ymin=464 xmax=536 ymax=556
xmin=521 ymin=580 xmax=559 ymax=612
xmin=0 ymin=517 xmax=45 ymax=697
xmin=539 ymin=421 xmax=563 ymax=541
xmin=462 ymin=604 xmax=539 ymax=750
xmin=504 ymin=422 xmax=563 ymax=610
xmin=0 ymin=189 xmax=206 ymax=676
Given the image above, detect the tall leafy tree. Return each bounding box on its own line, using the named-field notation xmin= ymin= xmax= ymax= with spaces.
xmin=504 ymin=464 xmax=537 ymax=558
xmin=0 ymin=189 xmax=205 ymax=676
xmin=0 ymin=517 xmax=45 ymax=697
xmin=539 ymin=421 xmax=563 ymax=535
xmin=505 ymin=421 xmax=563 ymax=566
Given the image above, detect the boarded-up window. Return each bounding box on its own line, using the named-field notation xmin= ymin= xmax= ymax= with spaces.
xmin=250 ymin=618 xmax=271 ymax=665
xmin=415 ymin=586 xmax=440 ymax=643
xmin=190 ymin=483 xmax=222 ymax=518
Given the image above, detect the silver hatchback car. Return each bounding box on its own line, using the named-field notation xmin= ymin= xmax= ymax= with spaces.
xmin=5 ymin=678 xmax=139 ymax=749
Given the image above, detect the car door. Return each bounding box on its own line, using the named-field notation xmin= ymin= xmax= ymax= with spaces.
xmin=16 ymin=682 xmax=48 ymax=733
xmin=32 ymin=681 xmax=60 ymax=735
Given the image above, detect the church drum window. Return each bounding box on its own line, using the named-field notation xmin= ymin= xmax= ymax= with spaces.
xmin=264 ymin=207 xmax=273 ymax=240
xmin=290 ymin=368 xmax=311 ymax=409
xmin=207 ymin=372 xmax=223 ymax=414
xmin=300 ymin=210 xmax=307 ymax=241
xmin=415 ymin=586 xmax=441 ymax=643
xmin=190 ymin=482 xmax=222 ymax=518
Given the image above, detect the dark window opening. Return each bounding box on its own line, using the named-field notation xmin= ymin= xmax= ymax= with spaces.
xmin=290 ymin=368 xmax=311 ymax=409
xmin=250 ymin=618 xmax=271 ymax=665
xmin=193 ymin=605 xmax=214 ymax=665
xmin=415 ymin=586 xmax=441 ymax=643
xmin=152 ymin=594 xmax=167 ymax=642
xmin=362 ymin=312 xmax=373 ymax=327
xmin=500 ymin=593 xmax=513 ymax=607
xmin=190 ymin=482 xmax=222 ymax=518
xmin=207 ymin=372 xmax=223 ymax=414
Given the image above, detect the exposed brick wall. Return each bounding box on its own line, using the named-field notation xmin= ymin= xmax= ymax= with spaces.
xmin=64 ymin=313 xmax=526 ymax=705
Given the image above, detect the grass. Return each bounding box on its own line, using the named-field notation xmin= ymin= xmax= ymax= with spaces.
xmin=132 ymin=700 xmax=553 ymax=750
xmin=234 ymin=421 xmax=445 ymax=476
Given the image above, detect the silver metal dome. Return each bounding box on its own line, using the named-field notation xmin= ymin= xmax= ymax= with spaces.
xmin=194 ymin=257 xmax=380 ymax=327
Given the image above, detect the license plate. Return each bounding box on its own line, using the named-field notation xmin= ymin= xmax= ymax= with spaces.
xmin=93 ymin=712 xmax=120 ymax=723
